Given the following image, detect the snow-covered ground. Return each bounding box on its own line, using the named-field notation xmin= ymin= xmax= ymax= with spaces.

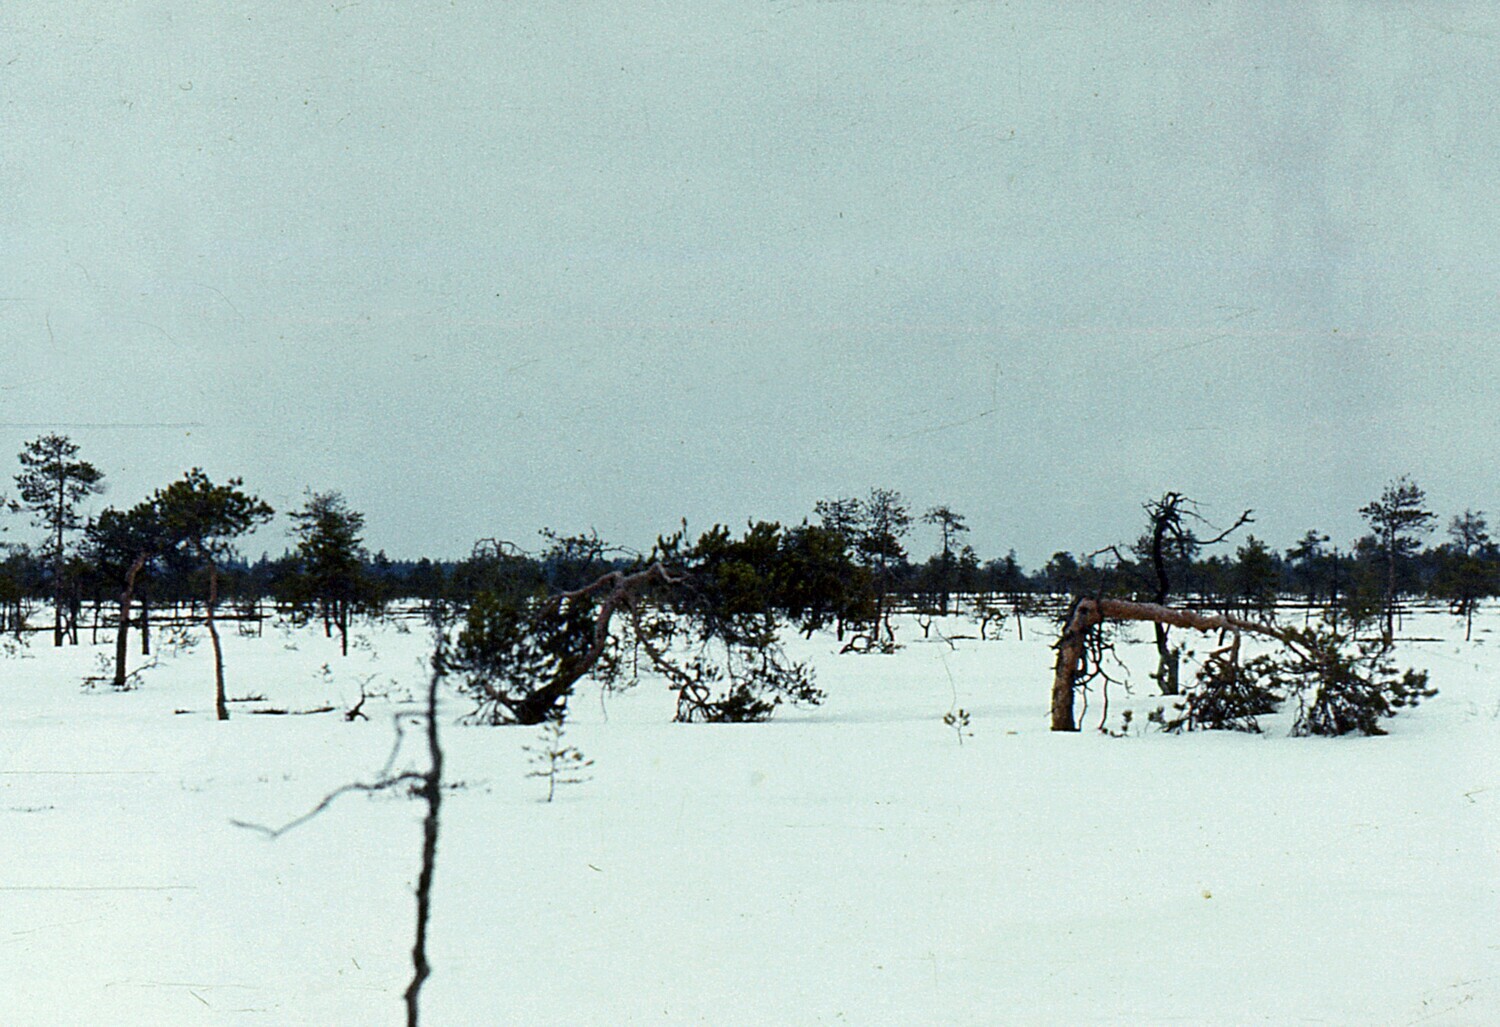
xmin=2 ymin=605 xmax=1496 ymax=1025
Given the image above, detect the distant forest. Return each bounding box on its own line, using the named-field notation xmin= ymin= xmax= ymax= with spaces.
xmin=0 ymin=434 xmax=1492 ymax=648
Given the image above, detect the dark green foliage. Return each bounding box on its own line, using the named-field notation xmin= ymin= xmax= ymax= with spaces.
xmin=1433 ymin=511 xmax=1494 ymax=641
xmin=1152 ymin=650 xmax=1282 ymax=734
xmin=1359 ymin=477 xmax=1435 ymax=642
xmin=151 ymin=469 xmax=274 ymax=721
xmin=922 ymin=505 xmax=969 ymax=615
xmin=670 ymin=520 xmax=867 ymax=642
xmin=1269 ymin=626 xmax=1437 ymax=737
xmin=14 ymin=434 xmax=105 ymax=645
xmin=14 ymin=434 xmax=105 ymax=549
xmin=447 ymin=522 xmax=849 ymax=726
xmin=1284 ymin=530 xmax=1332 ymax=606
xmin=154 ymin=469 xmax=275 ymax=559
xmin=1145 ymin=619 xmax=1434 ymax=737
xmin=85 ymin=499 xmax=170 ymax=689
xmin=448 ymin=587 xmax=598 ymax=725
xmin=1231 ymin=536 xmax=1280 ymax=617
xmin=86 ymin=502 xmax=167 ymax=580
xmin=287 ymin=491 xmax=373 ymax=655
xmin=815 ymin=489 xmax=910 ymax=646
xmin=778 ymin=523 xmax=875 ymax=636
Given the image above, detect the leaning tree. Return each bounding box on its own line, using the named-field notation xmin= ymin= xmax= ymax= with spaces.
xmin=446 ymin=521 xmax=857 ymax=726
xmin=1049 ymin=597 xmax=1433 ymax=736
xmin=153 ymin=470 xmax=274 ymax=720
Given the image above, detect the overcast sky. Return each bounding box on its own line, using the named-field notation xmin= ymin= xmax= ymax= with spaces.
xmin=4 ymin=2 xmax=1499 ymax=566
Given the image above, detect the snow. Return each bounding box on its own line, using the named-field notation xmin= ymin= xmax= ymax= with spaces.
xmin=2 ymin=606 xmax=1496 ymax=1025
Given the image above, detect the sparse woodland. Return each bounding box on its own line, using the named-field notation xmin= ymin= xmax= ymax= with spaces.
xmin=3 ymin=440 xmax=1491 ymax=1023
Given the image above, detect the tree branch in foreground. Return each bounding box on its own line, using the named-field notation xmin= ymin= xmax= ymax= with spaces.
xmin=232 ymin=660 xmax=445 ymax=1027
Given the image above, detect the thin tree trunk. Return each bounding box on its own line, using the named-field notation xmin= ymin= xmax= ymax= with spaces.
xmin=140 ymin=597 xmax=151 ymax=656
xmin=404 ymin=662 xmax=443 ymax=1026
xmin=1149 ymin=516 xmax=1180 ymax=695
xmin=208 ymin=562 xmax=228 ymax=721
xmin=1384 ymin=546 xmax=1397 ymax=645
xmin=52 ymin=488 xmax=64 ymax=647
xmin=113 ymin=555 xmax=146 ymax=690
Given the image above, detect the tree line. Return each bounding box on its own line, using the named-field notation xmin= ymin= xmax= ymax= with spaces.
xmin=0 ymin=436 xmax=1491 ymax=652
xmin=0 ymin=434 xmax=1484 ymax=727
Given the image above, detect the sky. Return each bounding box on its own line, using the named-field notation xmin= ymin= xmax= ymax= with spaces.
xmin=4 ymin=2 xmax=1500 ymax=567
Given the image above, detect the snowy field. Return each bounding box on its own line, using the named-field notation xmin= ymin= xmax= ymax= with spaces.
xmin=2 ymin=604 xmax=1496 ymax=1026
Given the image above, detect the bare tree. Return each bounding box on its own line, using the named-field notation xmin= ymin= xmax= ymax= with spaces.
xmin=236 ymin=656 xmax=445 ymax=1027
xmin=1134 ymin=492 xmax=1252 ymax=695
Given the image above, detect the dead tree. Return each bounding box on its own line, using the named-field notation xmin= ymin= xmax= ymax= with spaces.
xmin=1137 ymin=493 xmax=1253 ymax=695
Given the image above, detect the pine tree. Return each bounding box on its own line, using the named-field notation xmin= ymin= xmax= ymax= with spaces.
xmin=524 ymin=720 xmax=593 ymax=802
xmin=1434 ymin=510 xmax=1493 ymax=641
xmin=153 ymin=470 xmax=274 ymax=720
xmin=85 ymin=500 xmax=167 ymax=689
xmin=922 ymin=505 xmax=969 ymax=615
xmin=289 ymin=490 xmax=370 ymax=656
xmin=14 ymin=434 xmax=105 ymax=646
xmin=1358 ymin=477 xmax=1435 ymax=645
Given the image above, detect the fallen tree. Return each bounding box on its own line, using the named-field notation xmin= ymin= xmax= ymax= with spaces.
xmin=1050 ymin=597 xmax=1433 ymax=735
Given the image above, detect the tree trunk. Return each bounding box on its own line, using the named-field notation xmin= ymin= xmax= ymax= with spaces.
xmin=140 ymin=597 xmax=151 ymax=656
xmin=1051 ymin=600 xmax=1096 ymax=731
xmin=1383 ymin=545 xmax=1397 ymax=646
xmin=1149 ymin=515 xmax=1180 ymax=694
xmin=403 ymin=662 xmax=443 ymax=1026
xmin=113 ymin=554 xmax=147 ymax=690
xmin=52 ymin=502 xmax=64 ymax=647
xmin=208 ymin=562 xmax=228 ymax=721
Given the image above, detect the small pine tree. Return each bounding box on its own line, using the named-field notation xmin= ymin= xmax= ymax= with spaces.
xmin=288 ymin=490 xmax=372 ymax=656
xmin=524 ymin=720 xmax=593 ymax=803
xmin=1272 ymin=625 xmax=1437 ymax=736
xmin=942 ymin=707 xmax=972 ymax=746
xmin=1358 ymin=477 xmax=1436 ymax=645
xmin=1154 ymin=647 xmax=1281 ymax=733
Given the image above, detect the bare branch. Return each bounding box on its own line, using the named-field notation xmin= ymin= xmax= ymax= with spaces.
xmin=1195 ymin=508 xmax=1255 ymax=547
xmin=231 ymin=772 xmax=425 ymax=839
